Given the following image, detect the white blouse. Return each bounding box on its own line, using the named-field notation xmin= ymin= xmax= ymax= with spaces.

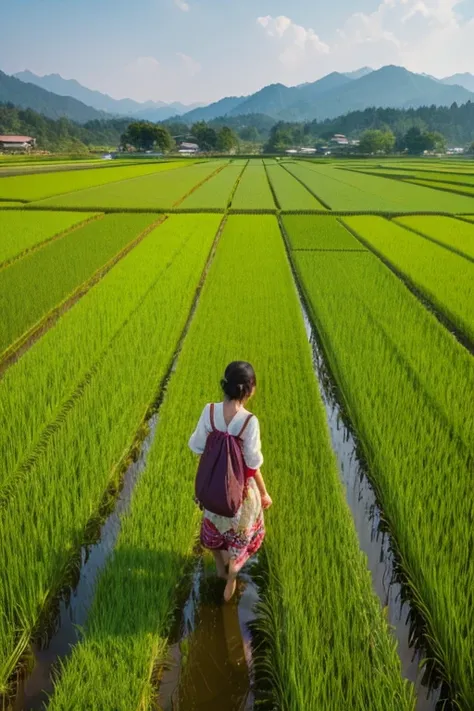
xmin=188 ymin=402 xmax=264 ymax=470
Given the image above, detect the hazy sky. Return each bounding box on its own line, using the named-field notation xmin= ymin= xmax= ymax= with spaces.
xmin=1 ymin=0 xmax=474 ymax=104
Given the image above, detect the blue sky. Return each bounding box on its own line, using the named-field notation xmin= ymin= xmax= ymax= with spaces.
xmin=1 ymin=0 xmax=474 ymax=104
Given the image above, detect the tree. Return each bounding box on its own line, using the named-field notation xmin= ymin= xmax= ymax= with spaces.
xmin=239 ymin=126 xmax=260 ymax=142
xmin=425 ymin=131 xmax=446 ymax=152
xmin=402 ymin=127 xmax=432 ymax=155
xmin=120 ymin=121 xmax=173 ymax=152
xmin=217 ymin=126 xmax=238 ymax=152
xmin=191 ymin=121 xmax=218 ymax=151
xmin=359 ymin=129 xmax=395 ymax=154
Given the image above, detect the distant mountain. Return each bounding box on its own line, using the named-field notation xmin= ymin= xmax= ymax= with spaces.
xmin=344 ymin=67 xmax=373 ymax=80
xmin=179 ymin=95 xmax=248 ymax=123
xmin=179 ymin=65 xmax=474 ymax=124
xmin=13 ymin=70 xmax=200 ymax=119
xmin=441 ymin=73 xmax=474 ymax=93
xmin=0 ymin=70 xmax=104 ymax=123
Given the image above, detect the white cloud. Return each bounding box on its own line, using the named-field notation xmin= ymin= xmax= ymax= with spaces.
xmin=174 ymin=0 xmax=190 ymax=11
xmin=257 ymin=15 xmax=329 ymax=69
xmin=176 ymin=52 xmax=201 ymax=76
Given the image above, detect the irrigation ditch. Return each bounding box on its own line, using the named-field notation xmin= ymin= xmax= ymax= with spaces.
xmin=2 ymin=215 xmax=227 ymax=711
xmin=279 ymin=215 xmax=452 ymax=711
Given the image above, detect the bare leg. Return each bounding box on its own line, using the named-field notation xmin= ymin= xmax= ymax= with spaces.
xmin=224 ymin=561 xmax=238 ymax=602
xmin=212 ymin=550 xmax=227 ymax=579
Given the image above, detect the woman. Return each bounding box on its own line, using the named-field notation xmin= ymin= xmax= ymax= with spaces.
xmin=189 ymin=361 xmax=272 ymax=602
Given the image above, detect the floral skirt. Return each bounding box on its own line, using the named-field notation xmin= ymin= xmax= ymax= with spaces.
xmin=200 ymin=478 xmax=265 ymax=572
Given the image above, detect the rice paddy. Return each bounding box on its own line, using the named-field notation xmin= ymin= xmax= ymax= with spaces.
xmin=0 ymin=156 xmax=473 ymax=711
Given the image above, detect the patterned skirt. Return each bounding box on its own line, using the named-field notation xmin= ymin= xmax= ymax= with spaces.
xmin=200 ymin=478 xmax=265 ymax=572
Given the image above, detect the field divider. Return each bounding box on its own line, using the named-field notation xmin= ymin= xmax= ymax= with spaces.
xmin=339 ymin=217 xmax=474 ymax=356
xmin=403 ymin=179 xmax=474 ymax=199
xmin=263 ymin=160 xmax=281 ymax=209
xmin=389 ymin=217 xmax=474 ymax=265
xmin=1 ymin=215 xmax=226 ymax=705
xmin=0 ymin=215 xmax=166 ymax=376
xmin=172 ymin=161 xmax=229 ymax=208
xmin=279 ymin=162 xmax=332 ymax=210
xmin=0 ymin=213 xmax=105 ymax=271
xmin=226 ymin=159 xmax=248 ymax=209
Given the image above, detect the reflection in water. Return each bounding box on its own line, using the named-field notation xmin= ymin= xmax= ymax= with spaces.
xmin=159 ymin=557 xmax=257 ymax=711
xmin=10 ymin=416 xmax=159 ymax=711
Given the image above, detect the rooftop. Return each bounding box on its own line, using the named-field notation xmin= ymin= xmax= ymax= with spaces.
xmin=0 ymin=135 xmax=35 ymax=143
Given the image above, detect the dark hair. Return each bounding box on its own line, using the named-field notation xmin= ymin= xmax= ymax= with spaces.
xmin=221 ymin=361 xmax=256 ymax=402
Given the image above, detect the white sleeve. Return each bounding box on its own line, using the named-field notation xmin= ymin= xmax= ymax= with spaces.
xmin=188 ymin=404 xmax=211 ymax=454
xmin=242 ymin=416 xmax=264 ymax=469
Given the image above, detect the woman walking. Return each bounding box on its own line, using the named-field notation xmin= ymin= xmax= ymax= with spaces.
xmin=189 ymin=361 xmax=272 ymax=602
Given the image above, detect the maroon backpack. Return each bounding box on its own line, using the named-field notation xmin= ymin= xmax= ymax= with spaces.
xmin=195 ymin=403 xmax=254 ymax=517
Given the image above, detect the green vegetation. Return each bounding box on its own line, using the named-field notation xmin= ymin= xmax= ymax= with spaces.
xmin=180 ymin=163 xmax=243 ymax=209
xmin=0 ymin=215 xmax=220 ymax=691
xmin=0 ymin=162 xmax=183 ymax=202
xmin=36 ymin=161 xmax=224 ymax=210
xmin=120 ymin=122 xmax=173 ymax=152
xmin=47 ymin=215 xmax=413 ymax=711
xmin=288 ymin=220 xmax=474 ymax=709
xmin=0 ymin=215 xmax=210 ymax=496
xmin=282 ymin=215 xmax=365 ymax=250
xmin=286 ymin=162 xmax=474 ymax=212
xmin=0 ymin=210 xmax=98 ymax=265
xmin=344 ymin=216 xmax=474 ymax=340
xmin=231 ymin=163 xmax=276 ymax=210
xmin=265 ymin=163 xmax=326 ymax=210
xmin=405 ymin=179 xmax=474 ymax=197
xmin=394 ymin=215 xmax=474 ymax=260
xmin=0 ymin=213 xmax=157 ymax=357
xmin=359 ymin=129 xmax=395 ymax=154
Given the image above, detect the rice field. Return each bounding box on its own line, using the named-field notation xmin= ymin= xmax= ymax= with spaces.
xmin=1 ymin=156 xmax=473 ymax=711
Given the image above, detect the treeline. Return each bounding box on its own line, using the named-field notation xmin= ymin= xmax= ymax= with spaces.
xmin=0 ymin=103 xmax=129 ymax=152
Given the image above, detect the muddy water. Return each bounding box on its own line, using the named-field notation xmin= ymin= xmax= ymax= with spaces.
xmin=299 ymin=305 xmax=441 ymax=711
xmin=158 ymin=557 xmax=258 ymax=711
xmin=10 ymin=415 xmax=159 ymax=711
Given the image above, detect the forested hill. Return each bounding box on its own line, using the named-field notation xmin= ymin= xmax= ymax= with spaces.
xmin=0 ymin=71 xmax=104 ymax=123
xmin=2 ymin=98 xmax=474 ymax=153
xmin=0 ymin=103 xmax=129 ymax=151
xmin=309 ymin=102 xmax=474 ymax=145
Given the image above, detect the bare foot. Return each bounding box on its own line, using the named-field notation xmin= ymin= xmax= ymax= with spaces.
xmin=213 ymin=551 xmax=227 ymax=580
xmin=224 ymin=576 xmax=237 ymax=602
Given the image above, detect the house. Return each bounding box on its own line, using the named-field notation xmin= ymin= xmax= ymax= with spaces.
xmin=0 ymin=135 xmax=36 ymax=152
xmin=330 ymin=134 xmax=349 ymax=146
xmin=299 ymin=147 xmax=317 ymax=154
xmin=178 ymin=141 xmax=199 ymax=154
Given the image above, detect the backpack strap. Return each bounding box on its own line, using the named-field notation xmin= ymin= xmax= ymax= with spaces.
xmin=237 ymin=413 xmax=254 ymax=439
xmin=209 ymin=403 xmax=216 ymax=432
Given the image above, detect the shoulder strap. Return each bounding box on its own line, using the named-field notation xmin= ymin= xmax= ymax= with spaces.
xmin=237 ymin=413 xmax=254 ymax=439
xmin=209 ymin=403 xmax=216 ymax=432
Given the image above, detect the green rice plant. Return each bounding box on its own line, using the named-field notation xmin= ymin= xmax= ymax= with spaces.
xmin=343 ymin=216 xmax=474 ymax=341
xmin=0 ymin=211 xmax=99 ymax=266
xmin=47 ymin=215 xmax=414 ymax=711
xmin=285 ymin=162 xmax=474 ymax=212
xmin=0 ymin=216 xmax=207 ymax=497
xmin=394 ymin=215 xmax=474 ymax=260
xmin=404 ymin=179 xmax=474 ymax=197
xmin=0 ymin=215 xmax=221 ymax=691
xmin=266 ymin=164 xmax=326 ymax=210
xmin=231 ymin=165 xmax=276 ymax=210
xmin=180 ymin=164 xmax=244 ymax=209
xmin=0 ymin=202 xmax=24 ymax=207
xmin=35 ymin=161 xmax=225 ymax=210
xmin=0 ymin=213 xmax=158 ymax=358
xmin=348 ymin=168 xmax=474 ymax=187
xmin=0 ymin=162 xmax=185 ymax=202
xmin=291 ymin=241 xmax=474 ymax=710
xmin=283 ymin=215 xmax=365 ymax=250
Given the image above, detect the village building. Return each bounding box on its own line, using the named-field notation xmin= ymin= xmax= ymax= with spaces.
xmin=0 ymin=135 xmax=36 ymax=152
xmin=178 ymin=141 xmax=199 ymax=154
xmin=330 ymin=134 xmax=349 ymax=146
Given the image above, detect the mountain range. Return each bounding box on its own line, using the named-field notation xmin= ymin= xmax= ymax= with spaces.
xmin=3 ymin=65 xmax=474 ymax=126
xmin=12 ymin=70 xmax=201 ymax=121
